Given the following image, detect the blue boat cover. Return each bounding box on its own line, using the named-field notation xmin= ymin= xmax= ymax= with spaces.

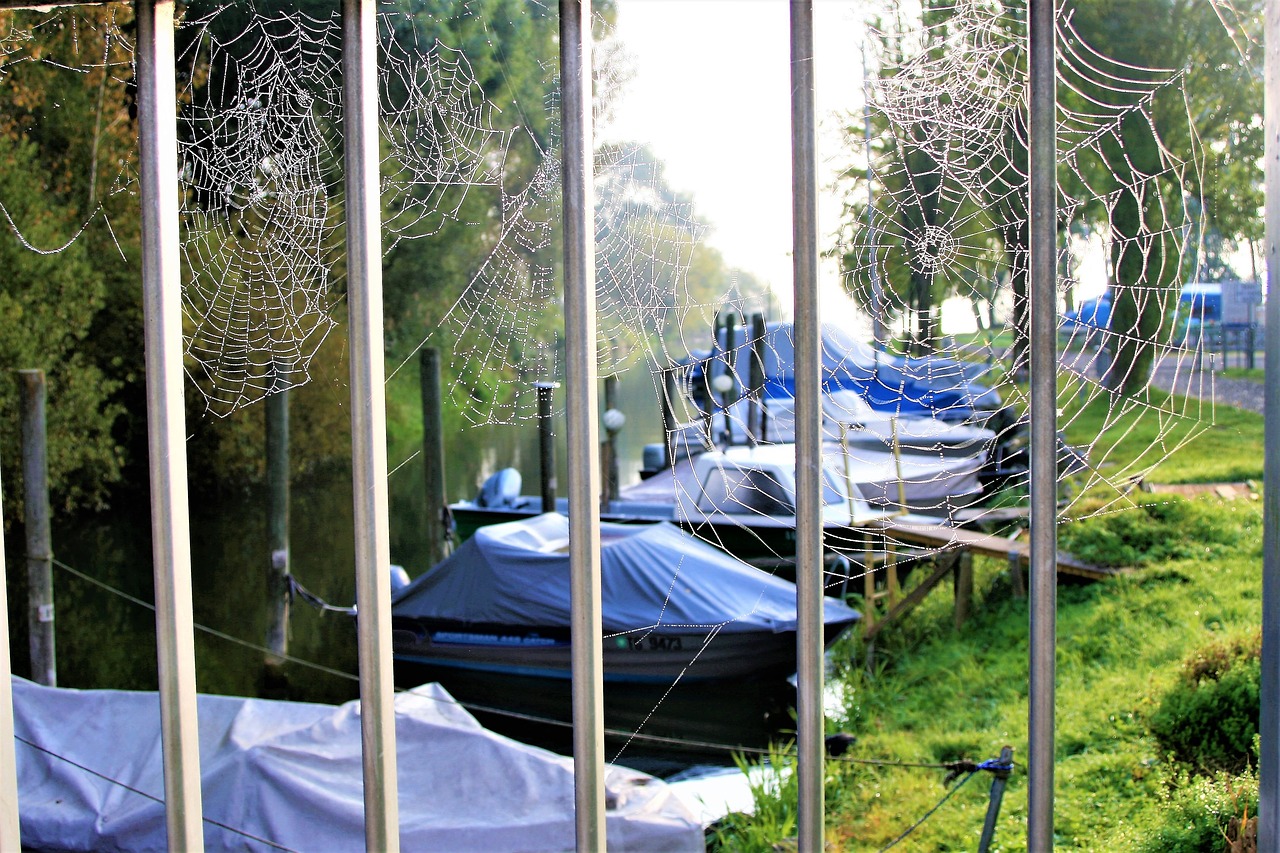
xmin=392 ymin=513 xmax=860 ymax=634
xmin=700 ymin=321 xmax=999 ymax=419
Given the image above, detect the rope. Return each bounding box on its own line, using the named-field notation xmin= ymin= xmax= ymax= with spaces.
xmin=286 ymin=575 xmax=356 ymax=616
xmin=51 ymin=558 xmax=361 ymax=684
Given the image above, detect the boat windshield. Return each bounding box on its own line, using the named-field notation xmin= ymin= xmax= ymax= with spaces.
xmin=695 ymin=465 xmax=845 ymax=515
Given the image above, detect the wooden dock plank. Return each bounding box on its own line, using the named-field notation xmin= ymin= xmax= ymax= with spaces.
xmin=867 ymin=517 xmax=1116 ymax=582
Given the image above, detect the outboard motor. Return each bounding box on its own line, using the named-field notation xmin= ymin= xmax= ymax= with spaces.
xmin=476 ymin=467 xmax=524 ymax=509
xmin=389 ymin=564 xmax=411 ymax=595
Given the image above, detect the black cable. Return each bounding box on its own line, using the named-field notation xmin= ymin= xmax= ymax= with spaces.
xmin=14 ymin=735 xmax=296 ymax=852
xmin=50 ymin=557 xmax=1008 ymax=773
xmin=877 ymin=770 xmax=978 ymax=852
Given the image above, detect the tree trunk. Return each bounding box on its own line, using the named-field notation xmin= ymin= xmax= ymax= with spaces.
xmin=1104 ymin=186 xmax=1178 ymax=395
xmin=1102 ymin=113 xmax=1181 ymax=396
xmin=1004 ymin=218 xmax=1030 ymax=380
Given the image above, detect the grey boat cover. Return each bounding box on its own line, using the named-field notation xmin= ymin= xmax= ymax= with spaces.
xmin=393 ymin=513 xmax=860 ymax=634
xmin=13 ymin=677 xmax=702 ymax=852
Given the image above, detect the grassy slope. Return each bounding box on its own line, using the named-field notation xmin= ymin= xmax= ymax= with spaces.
xmin=1060 ymin=387 xmax=1264 ymax=486
xmin=712 ymin=395 xmax=1265 ymax=851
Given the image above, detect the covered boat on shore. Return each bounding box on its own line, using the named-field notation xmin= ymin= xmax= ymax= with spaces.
xmin=13 ymin=677 xmax=703 ymax=852
xmin=391 ymin=513 xmax=861 ymax=684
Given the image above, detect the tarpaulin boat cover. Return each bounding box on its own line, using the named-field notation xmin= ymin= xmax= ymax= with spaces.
xmin=392 ymin=513 xmax=860 ymax=634
xmin=706 ymin=320 xmax=1000 ymax=416
xmin=13 ymin=677 xmax=702 ymax=852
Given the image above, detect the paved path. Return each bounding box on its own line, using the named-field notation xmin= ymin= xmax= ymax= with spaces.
xmin=1059 ymin=345 xmax=1265 ymax=415
xmin=1149 ymin=355 xmax=1264 ymax=415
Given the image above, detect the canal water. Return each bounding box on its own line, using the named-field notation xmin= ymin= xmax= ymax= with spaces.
xmin=12 ymin=361 xmax=796 ymax=768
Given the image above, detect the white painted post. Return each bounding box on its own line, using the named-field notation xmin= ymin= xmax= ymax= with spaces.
xmin=136 ymin=1 xmax=204 ymax=847
xmin=559 ymin=1 xmax=607 ymax=848
xmin=0 ymin=459 xmax=21 ymax=849
xmin=341 ymin=0 xmax=400 ymax=849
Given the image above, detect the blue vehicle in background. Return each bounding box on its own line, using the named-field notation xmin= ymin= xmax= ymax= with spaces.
xmin=1061 ymin=294 xmax=1112 ymax=334
xmin=1061 ymin=283 xmax=1226 ymax=346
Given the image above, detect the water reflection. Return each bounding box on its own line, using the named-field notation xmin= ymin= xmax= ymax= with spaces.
xmin=10 ymin=365 xmax=788 ymax=766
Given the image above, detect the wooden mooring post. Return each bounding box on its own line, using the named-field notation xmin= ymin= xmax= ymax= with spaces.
xmin=264 ymin=386 xmax=290 ymax=695
xmin=420 ymin=348 xmax=448 ymax=564
xmin=601 ymin=372 xmax=621 ymax=508
xmin=659 ymin=366 xmax=675 ymax=468
xmin=536 ymin=381 xmax=558 ymax=513
xmin=953 ymin=551 xmax=973 ymax=630
xmin=18 ymin=370 xmax=55 ymax=687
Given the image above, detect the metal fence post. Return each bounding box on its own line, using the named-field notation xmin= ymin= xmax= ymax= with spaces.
xmin=1257 ymin=0 xmax=1279 ymax=848
xmin=341 ymin=0 xmax=399 ymax=848
xmin=559 ymin=2 xmax=606 ymax=849
xmin=1027 ymin=1 xmax=1058 ymax=849
xmin=790 ymin=1 xmax=825 ymax=849
xmin=0 ymin=455 xmax=21 ymax=848
xmin=136 ymin=1 xmax=204 ymax=847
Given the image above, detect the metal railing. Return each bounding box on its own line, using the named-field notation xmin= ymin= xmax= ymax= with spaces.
xmin=2 ymin=1 xmax=1276 ymax=851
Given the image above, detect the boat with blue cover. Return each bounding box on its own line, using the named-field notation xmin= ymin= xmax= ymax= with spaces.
xmin=391 ymin=513 xmax=861 ymax=684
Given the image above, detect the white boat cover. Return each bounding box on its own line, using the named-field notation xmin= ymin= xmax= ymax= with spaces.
xmin=13 ymin=677 xmax=703 ymax=852
xmin=392 ymin=514 xmax=860 ymax=634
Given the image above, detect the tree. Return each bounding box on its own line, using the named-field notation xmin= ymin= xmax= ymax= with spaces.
xmin=0 ymin=135 xmax=124 ymax=519
xmin=0 ymin=6 xmax=140 ymax=518
xmin=1059 ymin=0 xmax=1263 ymax=394
xmin=840 ymin=0 xmax=1263 ymax=393
xmin=838 ymin=1 xmax=1020 ymax=357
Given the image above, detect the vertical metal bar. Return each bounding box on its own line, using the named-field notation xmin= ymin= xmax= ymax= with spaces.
xmin=18 ymin=370 xmax=54 ymax=686
xmin=0 ymin=458 xmax=22 ymax=849
xmin=1027 ymin=1 xmax=1058 ymax=849
xmin=558 ymin=2 xmax=606 ymax=849
xmin=341 ymin=1 xmax=399 ymax=849
xmin=1258 ymin=0 xmax=1279 ymax=847
xmin=136 ymin=2 xmax=204 ymax=847
xmin=790 ymin=2 xmax=825 ymax=849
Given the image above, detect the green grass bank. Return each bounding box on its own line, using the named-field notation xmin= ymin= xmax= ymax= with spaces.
xmin=710 ymin=395 xmax=1266 ymax=851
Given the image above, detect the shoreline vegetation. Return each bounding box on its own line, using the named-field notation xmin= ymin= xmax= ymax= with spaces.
xmin=708 ymin=391 xmax=1266 ymax=851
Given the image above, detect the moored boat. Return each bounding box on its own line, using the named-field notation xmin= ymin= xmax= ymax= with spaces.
xmin=391 ymin=513 xmax=861 ymax=684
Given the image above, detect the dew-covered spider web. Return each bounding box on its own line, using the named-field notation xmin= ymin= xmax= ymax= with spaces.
xmin=833 ymin=0 xmax=1263 ymax=531
xmin=0 ymin=0 xmax=1266 ymax=774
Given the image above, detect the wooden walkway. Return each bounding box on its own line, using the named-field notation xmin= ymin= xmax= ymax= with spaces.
xmin=855 ymin=514 xmax=1117 ymax=641
xmin=870 ymin=516 xmax=1118 ymax=582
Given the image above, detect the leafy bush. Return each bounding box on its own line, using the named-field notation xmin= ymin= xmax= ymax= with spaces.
xmin=1112 ymin=768 xmax=1257 ymax=852
xmin=1148 ymin=631 xmax=1261 ymax=773
xmin=1058 ymin=495 xmax=1247 ymax=568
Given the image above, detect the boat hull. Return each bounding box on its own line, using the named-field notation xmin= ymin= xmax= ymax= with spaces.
xmin=392 ymin=620 xmax=851 ymax=685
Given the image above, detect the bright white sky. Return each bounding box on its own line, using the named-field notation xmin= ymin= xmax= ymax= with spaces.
xmin=598 ymin=0 xmax=868 ymax=325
